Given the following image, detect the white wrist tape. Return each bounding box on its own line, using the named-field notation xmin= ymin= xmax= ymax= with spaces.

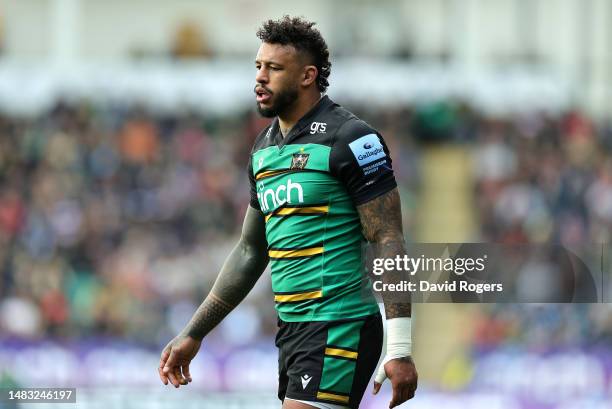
xmin=375 ymin=317 xmax=412 ymax=383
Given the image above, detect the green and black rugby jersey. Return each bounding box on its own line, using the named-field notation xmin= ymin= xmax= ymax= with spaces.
xmin=248 ymin=95 xmax=397 ymax=322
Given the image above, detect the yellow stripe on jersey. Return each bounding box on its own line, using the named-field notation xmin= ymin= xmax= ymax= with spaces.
xmin=274 ymin=290 xmax=323 ymax=303
xmin=324 ymin=347 xmax=358 ymax=360
xmin=255 ymin=169 xmax=289 ymax=180
xmin=268 ymin=246 xmax=324 ymax=259
xmin=265 ymin=205 xmax=329 ymax=222
xmin=316 ymin=391 xmax=350 ymax=404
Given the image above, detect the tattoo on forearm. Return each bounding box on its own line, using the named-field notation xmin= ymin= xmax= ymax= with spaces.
xmin=377 ymin=241 xmax=413 ymax=319
xmin=357 ymin=188 xmax=411 ymax=319
xmin=384 ymin=302 xmax=412 ymax=318
xmin=186 ymin=294 xmax=234 ymax=340
xmin=184 ymin=207 xmax=269 ymax=341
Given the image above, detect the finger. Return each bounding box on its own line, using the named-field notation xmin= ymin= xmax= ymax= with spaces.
xmin=167 ymin=368 xmax=180 ymax=388
xmin=402 ymin=386 xmax=415 ymax=403
xmin=163 ymin=350 xmax=178 ymax=375
xmin=159 ymin=349 xmax=170 ymax=367
xmin=389 ymin=383 xmax=402 ymax=408
xmin=158 ymin=365 xmax=168 ymax=385
xmin=390 ymin=383 xmax=412 ymax=408
xmin=175 ymin=366 xmax=187 ymax=386
xmin=374 ymin=365 xmax=387 ymax=384
xmin=373 ymin=381 xmax=381 ymax=395
xmin=407 ymin=380 xmax=417 ymax=397
xmin=398 ymin=385 xmax=411 ymax=404
xmin=182 ymin=363 xmax=192 ymax=383
xmin=401 ymin=378 xmax=417 ymax=400
xmin=158 ymin=350 xmax=170 ymax=384
xmin=178 ymin=364 xmax=190 ymax=386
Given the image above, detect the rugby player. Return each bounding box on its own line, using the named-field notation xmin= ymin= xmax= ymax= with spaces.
xmin=159 ymin=16 xmax=418 ymax=409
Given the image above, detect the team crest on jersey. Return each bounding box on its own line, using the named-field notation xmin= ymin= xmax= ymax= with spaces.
xmin=290 ymin=153 xmax=309 ymax=170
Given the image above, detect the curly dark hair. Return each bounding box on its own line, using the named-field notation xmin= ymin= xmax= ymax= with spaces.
xmin=256 ymin=16 xmax=331 ymax=93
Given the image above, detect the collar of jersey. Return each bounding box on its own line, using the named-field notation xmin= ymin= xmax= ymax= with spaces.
xmin=272 ymin=95 xmax=334 ymax=150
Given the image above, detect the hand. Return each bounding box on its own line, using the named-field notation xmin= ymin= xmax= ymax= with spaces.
xmin=158 ymin=333 xmax=202 ymax=388
xmin=373 ymin=356 xmax=418 ymax=408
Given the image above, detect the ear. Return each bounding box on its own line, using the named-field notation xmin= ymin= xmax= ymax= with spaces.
xmin=301 ymin=65 xmax=318 ymax=88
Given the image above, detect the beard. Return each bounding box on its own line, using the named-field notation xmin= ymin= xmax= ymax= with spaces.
xmin=256 ymin=84 xmax=299 ymax=118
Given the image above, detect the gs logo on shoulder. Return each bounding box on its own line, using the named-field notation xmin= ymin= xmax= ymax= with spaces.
xmin=349 ymin=133 xmax=386 ymax=166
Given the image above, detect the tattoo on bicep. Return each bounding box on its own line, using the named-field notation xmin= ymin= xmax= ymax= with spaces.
xmin=186 ymin=293 xmax=234 ymax=340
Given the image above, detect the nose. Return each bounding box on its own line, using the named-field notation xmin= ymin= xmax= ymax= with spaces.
xmin=256 ymin=66 xmax=268 ymax=84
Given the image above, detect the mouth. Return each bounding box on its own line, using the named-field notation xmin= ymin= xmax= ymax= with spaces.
xmin=255 ymin=86 xmax=272 ymax=104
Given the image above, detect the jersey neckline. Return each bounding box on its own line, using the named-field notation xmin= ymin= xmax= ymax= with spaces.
xmin=271 ymin=95 xmax=335 ymax=150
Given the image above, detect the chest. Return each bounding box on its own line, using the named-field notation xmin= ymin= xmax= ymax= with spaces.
xmin=252 ymin=144 xmax=339 ymax=213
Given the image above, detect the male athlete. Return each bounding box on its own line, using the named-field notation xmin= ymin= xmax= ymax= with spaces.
xmin=159 ymin=16 xmax=418 ymax=409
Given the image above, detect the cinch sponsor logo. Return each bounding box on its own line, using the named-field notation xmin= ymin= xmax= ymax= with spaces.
xmin=349 ymin=133 xmax=386 ymax=166
xmin=257 ymin=178 xmax=304 ymax=211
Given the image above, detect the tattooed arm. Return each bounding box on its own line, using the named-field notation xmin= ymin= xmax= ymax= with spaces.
xmin=357 ymin=187 xmax=411 ymax=319
xmin=159 ymin=206 xmax=268 ymax=388
xmin=357 ymin=188 xmax=418 ymax=408
xmin=184 ymin=206 xmax=269 ymax=339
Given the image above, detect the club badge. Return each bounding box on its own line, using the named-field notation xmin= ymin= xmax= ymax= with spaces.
xmin=290 ymin=153 xmax=309 ymax=170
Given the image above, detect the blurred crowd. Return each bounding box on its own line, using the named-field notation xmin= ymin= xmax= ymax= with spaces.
xmin=0 ymin=102 xmax=274 ymax=344
xmin=468 ymin=108 xmax=612 ymax=350
xmin=0 ymin=99 xmax=610 ymax=350
xmin=472 ymin=110 xmax=612 ymax=244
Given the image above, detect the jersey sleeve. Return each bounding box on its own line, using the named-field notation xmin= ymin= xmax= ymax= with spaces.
xmin=329 ymin=119 xmax=397 ymax=206
xmin=247 ymin=155 xmax=261 ymax=210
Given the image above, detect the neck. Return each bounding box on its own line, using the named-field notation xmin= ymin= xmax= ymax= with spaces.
xmin=278 ymin=91 xmax=321 ymax=137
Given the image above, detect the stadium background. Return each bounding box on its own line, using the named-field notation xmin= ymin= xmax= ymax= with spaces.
xmin=0 ymin=0 xmax=611 ymax=408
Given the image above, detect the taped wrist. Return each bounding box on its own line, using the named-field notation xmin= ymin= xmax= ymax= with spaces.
xmin=385 ymin=317 xmax=412 ymax=359
xmin=375 ymin=317 xmax=412 ymax=384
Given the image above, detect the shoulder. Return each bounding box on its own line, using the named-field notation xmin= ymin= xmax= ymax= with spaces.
xmin=329 ymin=110 xmax=384 ymax=165
xmin=251 ymin=122 xmax=275 ymax=154
xmin=328 ymin=105 xmax=379 ymax=146
xmin=336 ymin=118 xmax=379 ymax=144
xmin=327 ymin=106 xmax=390 ymax=168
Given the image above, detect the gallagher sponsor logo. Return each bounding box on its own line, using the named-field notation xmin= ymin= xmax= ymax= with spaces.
xmin=349 ymin=133 xmax=386 ymax=166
